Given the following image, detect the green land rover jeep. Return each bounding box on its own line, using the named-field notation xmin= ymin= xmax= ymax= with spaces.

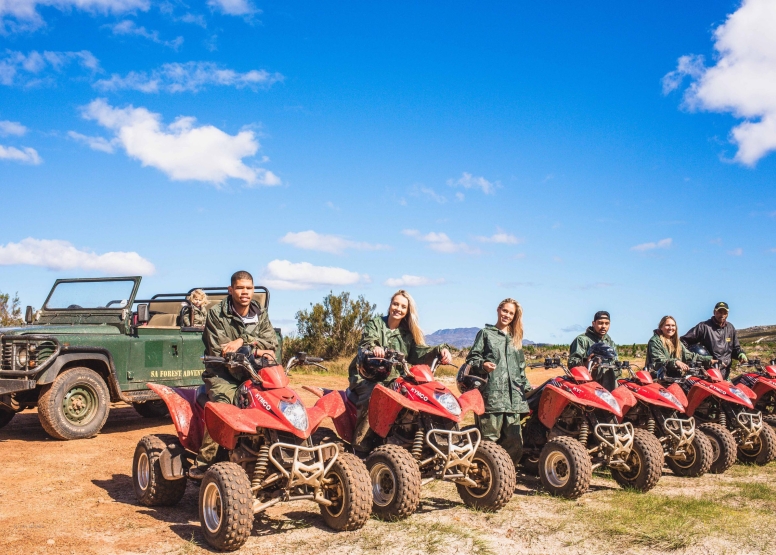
xmin=0 ymin=277 xmax=281 ymax=440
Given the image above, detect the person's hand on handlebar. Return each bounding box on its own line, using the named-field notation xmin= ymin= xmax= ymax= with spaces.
xmin=221 ymin=338 xmax=244 ymax=354
xmin=372 ymin=346 xmax=386 ymax=358
xmin=439 ymin=348 xmax=452 ymax=365
xmin=676 ymin=361 xmax=690 ymax=372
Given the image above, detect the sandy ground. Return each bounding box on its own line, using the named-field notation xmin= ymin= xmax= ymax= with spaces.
xmin=2 ymin=368 xmax=774 ymax=555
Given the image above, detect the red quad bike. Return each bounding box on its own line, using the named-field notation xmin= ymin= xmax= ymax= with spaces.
xmin=660 ymin=361 xmax=776 ymax=472
xmin=131 ymin=352 xmax=371 ymax=552
xmin=733 ymin=358 xmax=776 ymax=429
xmin=614 ymin=362 xmax=713 ymax=478
xmin=520 ymin=358 xmax=663 ymax=499
xmin=306 ymin=350 xmax=516 ymax=520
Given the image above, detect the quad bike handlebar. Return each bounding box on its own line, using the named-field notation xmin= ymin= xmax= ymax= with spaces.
xmin=285 ymin=351 xmax=328 ymax=374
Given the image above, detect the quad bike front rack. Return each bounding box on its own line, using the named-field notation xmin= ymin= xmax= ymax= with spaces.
xmin=663 ymin=416 xmax=696 ymax=456
xmin=594 ymin=422 xmax=634 ymax=470
xmin=252 ymin=441 xmax=339 ymax=513
xmin=421 ymin=428 xmax=481 ymax=487
xmin=734 ymin=411 xmax=763 ymax=445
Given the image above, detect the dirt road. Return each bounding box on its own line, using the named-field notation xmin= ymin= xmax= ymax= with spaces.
xmin=2 ymin=370 xmax=776 ymax=555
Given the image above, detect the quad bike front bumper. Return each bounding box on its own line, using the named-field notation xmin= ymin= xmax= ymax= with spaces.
xmin=733 ymin=411 xmax=764 ymax=448
xmin=420 ymin=428 xmax=482 ymax=487
xmin=593 ymin=422 xmax=635 ymax=471
xmin=663 ymin=416 xmax=696 ymax=459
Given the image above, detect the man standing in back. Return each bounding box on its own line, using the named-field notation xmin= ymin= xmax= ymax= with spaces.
xmin=681 ymin=302 xmax=747 ymax=380
xmin=568 ymin=311 xmax=619 ymax=389
xmin=188 ymin=270 xmax=278 ymax=480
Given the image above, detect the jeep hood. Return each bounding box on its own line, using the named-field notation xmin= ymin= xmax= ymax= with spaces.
xmin=0 ymin=324 xmax=122 ymax=336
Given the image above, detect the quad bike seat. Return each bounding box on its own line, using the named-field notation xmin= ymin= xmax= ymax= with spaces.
xmin=526 ymin=379 xmax=552 ymax=411
xmin=345 ymin=387 xmax=359 ymax=406
xmin=196 ymin=384 xmax=209 ymax=408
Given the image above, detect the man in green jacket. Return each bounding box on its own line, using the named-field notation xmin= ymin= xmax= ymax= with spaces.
xmin=568 ymin=311 xmax=619 ymax=387
xmin=189 ymin=271 xmax=278 ymax=479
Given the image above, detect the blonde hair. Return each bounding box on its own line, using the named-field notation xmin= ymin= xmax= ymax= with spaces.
xmin=390 ymin=290 xmax=425 ymax=345
xmin=498 ymin=298 xmax=524 ymax=348
xmin=188 ymin=289 xmax=208 ymax=308
xmin=658 ymin=315 xmax=682 ymax=358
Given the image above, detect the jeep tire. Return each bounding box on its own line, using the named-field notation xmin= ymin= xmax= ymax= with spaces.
xmin=0 ymin=408 xmax=15 ymax=429
xmin=132 ymin=400 xmax=170 ymax=419
xmin=133 ymin=434 xmax=188 ymax=506
xmin=38 ymin=367 xmax=110 ymax=440
xmin=365 ymin=444 xmax=422 ymax=520
xmin=456 ymin=440 xmax=516 ymax=511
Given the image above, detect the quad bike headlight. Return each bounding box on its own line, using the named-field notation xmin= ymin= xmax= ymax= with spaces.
xmin=594 ymin=389 xmax=620 ymax=412
xmin=280 ymin=399 xmax=309 ymax=431
xmin=658 ymin=389 xmax=683 ymax=409
xmin=434 ymin=392 xmax=461 ymax=416
xmin=729 ymin=387 xmax=750 ymax=404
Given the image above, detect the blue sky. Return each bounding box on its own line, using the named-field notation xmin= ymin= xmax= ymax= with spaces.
xmin=1 ymin=0 xmax=775 ymax=344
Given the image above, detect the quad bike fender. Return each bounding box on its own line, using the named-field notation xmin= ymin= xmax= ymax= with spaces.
xmin=159 ymin=440 xmax=187 ymax=480
xmin=612 ymin=386 xmax=637 ymax=417
xmin=306 ymin=391 xmax=346 ymax=432
xmin=331 ymin=390 xmax=357 ymax=444
xmin=686 ymin=380 xmax=754 ymax=415
xmin=458 ymin=389 xmax=485 ymax=417
xmin=752 ymin=379 xmax=776 ymax=398
xmin=147 ymin=383 xmax=204 ymax=453
xmin=205 ymin=403 xmax=285 ymax=450
xmin=369 ymin=383 xmax=454 ymax=438
xmin=538 ymin=386 xmax=571 ymax=429
xmin=667 ymin=383 xmax=688 ymax=408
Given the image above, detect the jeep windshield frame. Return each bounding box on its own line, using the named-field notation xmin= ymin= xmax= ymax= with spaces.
xmin=42 ymin=277 xmax=142 ymax=312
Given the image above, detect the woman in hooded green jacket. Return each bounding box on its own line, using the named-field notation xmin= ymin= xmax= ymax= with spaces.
xmin=465 ymin=298 xmax=530 ymax=464
xmin=348 ymin=289 xmax=452 ymax=454
xmin=646 ymin=315 xmax=714 ymax=376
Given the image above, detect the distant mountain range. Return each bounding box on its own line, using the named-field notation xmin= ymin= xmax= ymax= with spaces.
xmin=738 ymin=325 xmax=776 ymax=343
xmin=426 ymin=327 xmax=536 ymax=348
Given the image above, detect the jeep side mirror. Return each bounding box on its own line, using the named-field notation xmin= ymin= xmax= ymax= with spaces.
xmin=25 ymin=306 xmax=34 ymax=324
xmin=137 ymin=304 xmax=150 ymax=325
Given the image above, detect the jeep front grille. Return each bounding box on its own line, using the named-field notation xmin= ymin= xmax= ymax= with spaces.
xmin=1 ymin=337 xmax=59 ymax=372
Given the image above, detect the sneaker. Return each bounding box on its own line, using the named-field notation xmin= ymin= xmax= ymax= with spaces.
xmin=188 ymin=466 xmax=207 ymax=480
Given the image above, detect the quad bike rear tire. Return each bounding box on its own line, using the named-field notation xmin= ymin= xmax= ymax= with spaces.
xmin=610 ymin=429 xmax=664 ymax=492
xmin=538 ymin=436 xmax=591 ymax=499
xmin=133 ymin=434 xmax=188 ymax=506
xmin=365 ymin=444 xmax=422 ymax=520
xmin=0 ymin=408 xmax=15 ymax=429
xmin=666 ymin=430 xmax=713 ymax=478
xmin=199 ymin=462 xmax=253 ymax=552
xmin=38 ymin=367 xmax=110 ymax=440
xmin=697 ymin=422 xmax=737 ymax=474
xmin=737 ymin=421 xmax=776 ymax=465
xmin=132 ymin=400 xmax=170 ymax=419
xmin=456 ymin=440 xmax=516 ymax=512
xmin=319 ymin=452 xmax=372 ymax=531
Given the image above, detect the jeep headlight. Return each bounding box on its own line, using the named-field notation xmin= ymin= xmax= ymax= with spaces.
xmin=16 ymin=347 xmax=28 ymax=368
xmin=595 ymin=389 xmax=620 ymax=412
xmin=434 ymin=392 xmax=461 ymax=416
xmin=730 ymin=387 xmax=750 ymax=404
xmin=280 ymin=399 xmax=309 ymax=431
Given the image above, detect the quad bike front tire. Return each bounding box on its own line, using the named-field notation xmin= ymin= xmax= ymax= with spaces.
xmin=133 ymin=434 xmax=188 ymax=506
xmin=610 ymin=429 xmax=664 ymax=492
xmin=698 ymin=422 xmax=737 ymax=474
xmin=132 ymin=400 xmax=170 ymax=419
xmin=762 ymin=414 xmax=776 ymax=429
xmin=666 ymin=430 xmax=713 ymax=478
xmin=737 ymin=422 xmax=776 ymax=465
xmin=0 ymin=408 xmax=15 ymax=429
xmin=456 ymin=440 xmax=515 ymax=512
xmin=538 ymin=436 xmax=591 ymax=499
xmin=199 ymin=462 xmax=253 ymax=552
xmin=319 ymin=452 xmax=372 ymax=531
xmin=38 ymin=367 xmax=110 ymax=440
xmin=365 ymin=444 xmax=422 ymax=520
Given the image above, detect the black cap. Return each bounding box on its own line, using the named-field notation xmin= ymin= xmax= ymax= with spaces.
xmin=593 ymin=311 xmax=610 ymax=321
xmin=714 ymin=302 xmax=729 ymax=312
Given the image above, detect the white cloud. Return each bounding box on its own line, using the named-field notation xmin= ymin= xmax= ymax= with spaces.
xmin=0 ymin=120 xmax=26 ymax=136
xmin=94 ymin=61 xmax=283 ymax=93
xmin=77 ymin=98 xmax=280 ymax=186
xmin=0 ymin=238 xmax=155 ymax=274
xmin=1 ymin=0 xmax=149 ymax=30
xmin=418 ymin=186 xmax=446 ymax=204
xmin=0 ymin=144 xmax=41 ymax=164
xmin=728 ymin=247 xmax=743 ymax=256
xmin=663 ymin=0 xmax=776 ymax=165
xmin=107 ymin=20 xmax=183 ymax=50
xmin=631 ymin=238 xmax=672 ymax=252
xmin=280 ymin=231 xmax=388 ymax=255
xmin=383 ymin=275 xmax=445 ymax=287
xmin=402 ymin=229 xmax=479 ymax=255
xmin=0 ymin=50 xmax=99 ymax=86
xmin=208 ymin=0 xmax=257 ymax=16
xmin=447 ymin=172 xmax=499 ymax=195
xmin=68 ymin=131 xmax=116 ymax=153
xmin=261 ymin=259 xmax=368 ymax=291
xmin=475 ymin=230 xmax=523 ymax=244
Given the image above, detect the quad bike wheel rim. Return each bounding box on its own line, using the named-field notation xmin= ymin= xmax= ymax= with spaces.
xmin=136 ymin=452 xmax=150 ymax=491
xmin=708 ymin=436 xmax=720 ymax=462
xmin=323 ymin=471 xmax=346 ymax=518
xmin=544 ymin=451 xmax=571 ymax=488
xmin=671 ymin=442 xmax=696 ymax=470
xmin=202 ymin=482 xmax=224 ymax=534
xmin=370 ymin=463 xmax=396 ymax=507
xmin=740 ymin=434 xmax=764 ymax=458
xmin=62 ymin=383 xmax=98 ymax=425
xmin=464 ymin=456 xmax=494 ymax=499
xmin=619 ymin=446 xmax=643 ymax=481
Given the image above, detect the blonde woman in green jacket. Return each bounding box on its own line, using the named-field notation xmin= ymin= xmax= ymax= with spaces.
xmin=646 ymin=315 xmax=714 ymax=377
xmin=465 ymin=298 xmax=530 ymax=464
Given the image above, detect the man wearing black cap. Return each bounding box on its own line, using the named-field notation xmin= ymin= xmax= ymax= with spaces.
xmin=681 ymin=302 xmax=747 ymax=380
xmin=568 ymin=311 xmax=618 ymax=369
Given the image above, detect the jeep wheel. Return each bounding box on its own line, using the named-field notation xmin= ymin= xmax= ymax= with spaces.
xmin=133 ymin=434 xmax=188 ymax=506
xmin=133 ymin=400 xmax=170 ymax=419
xmin=0 ymin=408 xmax=15 ymax=429
xmin=38 ymin=367 xmax=110 ymax=440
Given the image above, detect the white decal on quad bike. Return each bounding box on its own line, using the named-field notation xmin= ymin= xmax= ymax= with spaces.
xmin=410 ymin=387 xmax=428 ymax=402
